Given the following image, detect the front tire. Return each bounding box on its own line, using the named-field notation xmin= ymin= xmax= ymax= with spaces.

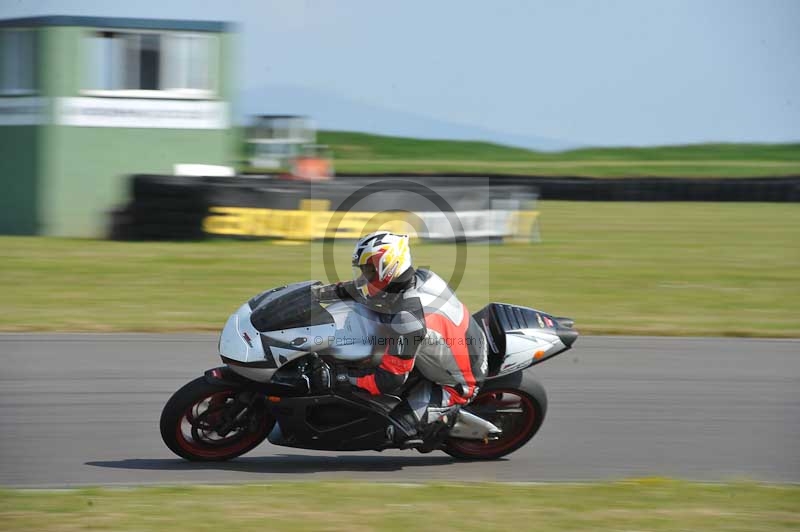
xmin=444 ymin=370 xmax=547 ymax=460
xmin=160 ymin=377 xmax=274 ymax=461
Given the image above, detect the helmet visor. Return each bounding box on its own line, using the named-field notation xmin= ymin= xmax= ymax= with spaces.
xmin=358 ymin=263 xmax=378 ymax=282
xmin=353 ymin=263 xmax=385 ymax=298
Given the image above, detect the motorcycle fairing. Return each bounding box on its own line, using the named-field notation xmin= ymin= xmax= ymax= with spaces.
xmin=473 ymin=303 xmax=576 ymax=378
xmin=267 ymin=392 xmax=402 ymax=451
xmin=219 ymin=297 xmax=387 ymax=383
xmin=249 ymin=281 xmax=332 ymax=331
xmin=221 ymin=281 xmax=578 ymax=384
xmin=219 ymin=304 xmax=267 ymax=364
xmin=204 ymin=365 xmax=310 ymax=397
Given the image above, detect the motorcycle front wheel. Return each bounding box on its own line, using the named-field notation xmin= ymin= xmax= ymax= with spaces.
xmin=160 ymin=376 xmax=274 ymax=461
xmin=444 ymin=370 xmax=547 ymax=461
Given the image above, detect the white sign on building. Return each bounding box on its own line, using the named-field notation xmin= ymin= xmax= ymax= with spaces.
xmin=0 ymin=97 xmax=46 ymax=126
xmin=56 ymin=97 xmax=229 ymax=129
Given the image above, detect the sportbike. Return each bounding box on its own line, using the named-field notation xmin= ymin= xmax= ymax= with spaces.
xmin=160 ymin=281 xmax=577 ymax=460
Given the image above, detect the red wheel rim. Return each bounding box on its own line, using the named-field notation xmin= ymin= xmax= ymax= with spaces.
xmin=446 ymin=389 xmax=538 ymax=457
xmin=174 ymin=390 xmax=269 ymax=459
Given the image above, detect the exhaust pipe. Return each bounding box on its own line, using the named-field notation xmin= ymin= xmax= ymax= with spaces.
xmin=449 ymin=410 xmax=502 ymax=440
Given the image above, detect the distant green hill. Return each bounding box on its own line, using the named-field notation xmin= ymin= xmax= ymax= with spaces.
xmin=314 ymin=130 xmax=800 ymax=178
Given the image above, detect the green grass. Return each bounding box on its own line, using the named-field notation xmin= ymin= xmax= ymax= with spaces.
xmin=1 ymin=202 xmax=798 ymax=336
xmin=304 ymin=130 xmax=800 ymax=177
xmin=1 ymin=480 xmax=798 ymax=531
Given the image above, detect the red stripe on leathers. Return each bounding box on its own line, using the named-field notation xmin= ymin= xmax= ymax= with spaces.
xmin=380 ymin=353 xmax=415 ymax=375
xmin=356 ymin=375 xmax=381 ymax=395
xmin=424 ymin=304 xmax=476 ymax=400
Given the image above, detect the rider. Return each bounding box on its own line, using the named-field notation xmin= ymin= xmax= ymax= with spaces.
xmin=311 ymin=231 xmax=489 ymax=448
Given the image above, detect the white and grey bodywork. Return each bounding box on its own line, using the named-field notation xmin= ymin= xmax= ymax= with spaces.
xmin=487 ymin=328 xmax=569 ymax=378
xmin=217 ymin=282 xmax=575 ymax=441
xmin=219 ymin=296 xmax=570 ymax=385
xmin=219 ymin=300 xmax=389 ymax=382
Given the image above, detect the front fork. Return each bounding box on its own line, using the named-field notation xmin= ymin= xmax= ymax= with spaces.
xmin=202 ymin=368 xmax=269 ymax=437
xmin=215 ymin=390 xmax=264 ymax=437
xmin=202 ymin=358 xmax=331 ymax=437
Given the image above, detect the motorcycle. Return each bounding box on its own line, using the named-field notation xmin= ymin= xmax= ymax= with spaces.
xmin=160 ymin=280 xmax=578 ymax=461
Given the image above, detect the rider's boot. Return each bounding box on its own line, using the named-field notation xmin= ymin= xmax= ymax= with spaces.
xmin=416 ymin=405 xmax=460 ymax=453
xmin=387 ymin=402 xmax=460 ymax=451
xmin=387 ymin=401 xmax=424 ymax=449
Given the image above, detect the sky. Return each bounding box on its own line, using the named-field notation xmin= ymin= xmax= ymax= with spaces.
xmin=2 ymin=0 xmax=799 ymax=148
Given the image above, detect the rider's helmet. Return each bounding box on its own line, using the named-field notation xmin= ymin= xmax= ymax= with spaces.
xmin=352 ymin=231 xmax=412 ymax=298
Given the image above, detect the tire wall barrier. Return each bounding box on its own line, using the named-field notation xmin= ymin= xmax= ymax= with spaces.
xmin=110 ymin=174 xmax=541 ymax=241
xmin=110 ymin=174 xmax=800 ymax=241
xmin=336 ymin=174 xmax=800 ymax=202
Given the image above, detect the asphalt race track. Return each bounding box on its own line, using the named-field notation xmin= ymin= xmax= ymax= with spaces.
xmin=1 ymin=334 xmax=798 ymax=487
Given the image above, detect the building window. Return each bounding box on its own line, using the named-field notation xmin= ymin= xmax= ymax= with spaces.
xmin=84 ymin=30 xmax=215 ymax=97
xmin=163 ymin=34 xmax=211 ymax=91
xmin=0 ymin=29 xmax=36 ymax=94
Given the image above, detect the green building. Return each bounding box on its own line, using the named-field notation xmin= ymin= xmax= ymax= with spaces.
xmin=0 ymin=16 xmax=235 ymax=237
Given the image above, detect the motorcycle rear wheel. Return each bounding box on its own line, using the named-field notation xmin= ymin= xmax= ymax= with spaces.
xmin=160 ymin=377 xmax=274 ymax=461
xmin=444 ymin=370 xmax=547 ymax=461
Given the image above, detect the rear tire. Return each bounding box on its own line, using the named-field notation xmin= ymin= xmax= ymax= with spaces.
xmin=444 ymin=370 xmax=547 ymax=460
xmin=160 ymin=377 xmax=274 ymax=461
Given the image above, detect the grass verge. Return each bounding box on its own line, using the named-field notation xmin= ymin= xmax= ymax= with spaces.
xmin=1 ymin=202 xmax=798 ymax=336
xmin=310 ymin=131 xmax=800 ymax=178
xmin=1 ymin=480 xmax=798 ymax=532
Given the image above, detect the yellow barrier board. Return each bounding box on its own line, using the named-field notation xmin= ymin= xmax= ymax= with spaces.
xmin=203 ymin=206 xmax=540 ymax=242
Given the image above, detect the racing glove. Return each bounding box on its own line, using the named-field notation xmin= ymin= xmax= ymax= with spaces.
xmin=310 ymin=361 xmax=351 ymax=393
xmin=311 ymin=281 xmax=357 ymax=303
